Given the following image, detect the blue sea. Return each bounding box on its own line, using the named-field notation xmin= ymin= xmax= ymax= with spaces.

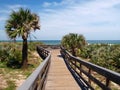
xmin=1 ymin=40 xmax=120 ymax=45
xmin=38 ymin=40 xmax=120 ymax=45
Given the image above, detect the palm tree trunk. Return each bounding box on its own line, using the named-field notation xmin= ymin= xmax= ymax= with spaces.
xmin=71 ymin=47 xmax=76 ymax=56
xmin=22 ymin=38 xmax=28 ymax=68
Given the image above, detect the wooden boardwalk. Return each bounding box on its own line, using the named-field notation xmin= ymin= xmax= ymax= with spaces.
xmin=45 ymin=49 xmax=80 ymax=90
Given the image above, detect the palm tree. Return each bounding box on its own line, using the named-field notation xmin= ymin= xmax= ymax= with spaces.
xmin=5 ymin=8 xmax=40 ymax=68
xmin=61 ymin=34 xmax=70 ymax=50
xmin=61 ymin=33 xmax=87 ymax=56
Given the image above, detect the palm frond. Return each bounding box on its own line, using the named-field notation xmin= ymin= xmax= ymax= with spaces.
xmin=5 ymin=8 xmax=40 ymax=40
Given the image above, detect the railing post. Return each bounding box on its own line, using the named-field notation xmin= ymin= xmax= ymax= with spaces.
xmin=60 ymin=47 xmax=120 ymax=90
xmin=79 ymin=63 xmax=82 ymax=76
xmin=88 ymin=69 xmax=91 ymax=85
xmin=106 ymin=78 xmax=110 ymax=87
xmin=36 ymin=78 xmax=41 ymax=90
xmin=75 ymin=60 xmax=76 ymax=71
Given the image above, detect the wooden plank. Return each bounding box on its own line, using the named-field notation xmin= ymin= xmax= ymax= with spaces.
xmin=61 ymin=46 xmax=120 ymax=89
xmin=45 ymin=49 xmax=80 ymax=90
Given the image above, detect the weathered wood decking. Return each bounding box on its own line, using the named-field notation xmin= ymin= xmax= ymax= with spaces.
xmin=45 ymin=49 xmax=80 ymax=90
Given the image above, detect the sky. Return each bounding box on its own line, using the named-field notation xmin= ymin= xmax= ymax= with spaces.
xmin=0 ymin=0 xmax=120 ymax=40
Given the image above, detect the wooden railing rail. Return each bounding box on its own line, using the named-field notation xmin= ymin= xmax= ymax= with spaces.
xmin=17 ymin=46 xmax=51 ymax=90
xmin=37 ymin=46 xmax=50 ymax=59
xmin=60 ymin=46 xmax=120 ymax=90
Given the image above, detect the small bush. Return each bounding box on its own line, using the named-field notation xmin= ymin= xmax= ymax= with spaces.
xmin=0 ymin=43 xmax=22 ymax=68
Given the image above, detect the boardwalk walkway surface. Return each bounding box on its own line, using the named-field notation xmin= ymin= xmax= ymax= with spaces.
xmin=45 ymin=49 xmax=80 ymax=90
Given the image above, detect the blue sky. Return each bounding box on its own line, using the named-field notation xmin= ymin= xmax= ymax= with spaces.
xmin=0 ymin=0 xmax=120 ymax=40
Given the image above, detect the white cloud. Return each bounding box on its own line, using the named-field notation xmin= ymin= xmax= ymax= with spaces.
xmin=6 ymin=4 xmax=27 ymax=11
xmin=7 ymin=4 xmax=27 ymax=9
xmin=42 ymin=0 xmax=79 ymax=8
xmin=0 ymin=4 xmax=28 ymax=24
xmin=38 ymin=0 xmax=120 ymax=40
xmin=0 ymin=0 xmax=120 ymax=40
xmin=0 ymin=10 xmax=10 ymax=14
xmin=42 ymin=2 xmax=52 ymax=8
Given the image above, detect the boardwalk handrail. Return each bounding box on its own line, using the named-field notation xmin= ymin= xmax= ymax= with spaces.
xmin=18 ymin=46 xmax=51 ymax=90
xmin=60 ymin=46 xmax=120 ymax=90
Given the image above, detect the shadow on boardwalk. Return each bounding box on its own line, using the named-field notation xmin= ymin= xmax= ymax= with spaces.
xmin=57 ymin=55 xmax=62 ymax=58
xmin=61 ymin=55 xmax=91 ymax=90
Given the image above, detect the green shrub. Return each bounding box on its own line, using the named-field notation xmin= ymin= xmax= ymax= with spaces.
xmin=76 ymin=44 xmax=120 ymax=73
xmin=0 ymin=42 xmax=43 ymax=69
xmin=28 ymin=42 xmax=44 ymax=51
xmin=0 ymin=43 xmax=22 ymax=68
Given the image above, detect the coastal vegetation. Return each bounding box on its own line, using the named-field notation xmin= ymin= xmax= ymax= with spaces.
xmin=0 ymin=8 xmax=42 ymax=89
xmin=79 ymin=44 xmax=120 ymax=73
xmin=5 ymin=8 xmax=40 ymax=68
xmin=0 ymin=42 xmax=43 ymax=90
xmin=61 ymin=33 xmax=87 ymax=56
xmin=61 ymin=33 xmax=120 ymax=73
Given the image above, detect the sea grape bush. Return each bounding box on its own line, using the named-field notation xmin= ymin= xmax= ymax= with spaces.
xmin=78 ymin=44 xmax=120 ymax=73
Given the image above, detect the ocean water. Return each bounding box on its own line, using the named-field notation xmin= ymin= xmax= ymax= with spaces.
xmin=40 ymin=40 xmax=61 ymax=45
xmin=0 ymin=40 xmax=120 ymax=45
xmin=39 ymin=40 xmax=120 ymax=45
xmin=87 ymin=40 xmax=120 ymax=44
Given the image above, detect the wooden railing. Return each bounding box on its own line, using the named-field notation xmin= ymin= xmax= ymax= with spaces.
xmin=61 ymin=47 xmax=120 ymax=90
xmin=17 ymin=46 xmax=51 ymax=90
